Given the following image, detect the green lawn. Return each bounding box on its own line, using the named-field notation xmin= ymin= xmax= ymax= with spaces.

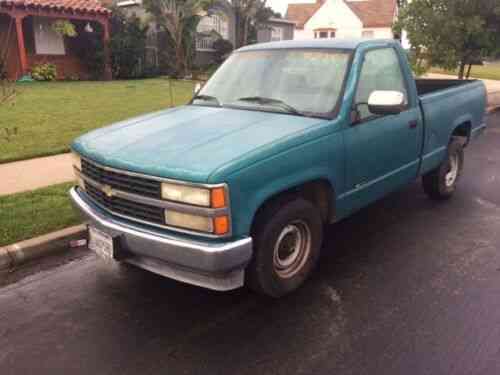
xmin=430 ymin=63 xmax=500 ymax=80
xmin=0 ymin=183 xmax=80 ymax=247
xmin=0 ymin=78 xmax=194 ymax=164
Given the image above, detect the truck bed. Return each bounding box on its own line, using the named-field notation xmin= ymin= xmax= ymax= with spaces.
xmin=416 ymin=78 xmax=487 ymax=176
xmin=415 ymin=79 xmax=476 ymax=96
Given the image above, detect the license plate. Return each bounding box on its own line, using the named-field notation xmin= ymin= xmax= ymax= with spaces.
xmin=88 ymin=226 xmax=115 ymax=260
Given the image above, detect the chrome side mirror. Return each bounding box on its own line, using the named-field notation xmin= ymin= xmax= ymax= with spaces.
xmin=367 ymin=90 xmax=406 ymax=115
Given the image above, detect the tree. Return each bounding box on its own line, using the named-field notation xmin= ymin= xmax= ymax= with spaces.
xmin=394 ymin=0 xmax=500 ymax=79
xmin=144 ymin=0 xmax=212 ymax=77
xmin=109 ymin=8 xmax=149 ymax=79
xmin=230 ymin=0 xmax=270 ymax=48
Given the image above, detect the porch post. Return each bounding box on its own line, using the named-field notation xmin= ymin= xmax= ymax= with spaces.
xmin=14 ymin=14 xmax=28 ymax=77
xmin=101 ymin=18 xmax=112 ymax=80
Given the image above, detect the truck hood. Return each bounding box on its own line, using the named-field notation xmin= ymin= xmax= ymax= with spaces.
xmin=72 ymin=105 xmax=325 ymax=183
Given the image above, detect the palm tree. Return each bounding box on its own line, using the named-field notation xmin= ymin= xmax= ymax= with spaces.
xmin=144 ymin=0 xmax=212 ymax=77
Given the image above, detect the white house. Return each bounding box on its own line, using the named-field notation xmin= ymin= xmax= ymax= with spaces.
xmin=286 ymin=0 xmax=398 ymax=40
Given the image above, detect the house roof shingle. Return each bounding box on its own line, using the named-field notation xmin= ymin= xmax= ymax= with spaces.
xmin=285 ymin=0 xmax=397 ymax=29
xmin=285 ymin=2 xmax=322 ymax=29
xmin=0 ymin=0 xmax=111 ymax=15
xmin=345 ymin=0 xmax=397 ymax=28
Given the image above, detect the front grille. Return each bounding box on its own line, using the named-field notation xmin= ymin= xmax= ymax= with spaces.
xmin=85 ymin=183 xmax=165 ymax=225
xmin=81 ymin=158 xmax=161 ymax=199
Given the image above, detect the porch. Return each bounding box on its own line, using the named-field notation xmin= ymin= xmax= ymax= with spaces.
xmin=0 ymin=0 xmax=111 ymax=80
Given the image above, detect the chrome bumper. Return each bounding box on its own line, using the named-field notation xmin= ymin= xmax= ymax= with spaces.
xmin=69 ymin=187 xmax=252 ymax=291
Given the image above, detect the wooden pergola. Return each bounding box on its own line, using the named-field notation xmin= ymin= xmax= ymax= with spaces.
xmin=0 ymin=0 xmax=112 ymax=79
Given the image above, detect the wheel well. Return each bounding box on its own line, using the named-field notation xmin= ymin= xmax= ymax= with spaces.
xmin=250 ymin=180 xmax=335 ymax=235
xmin=452 ymin=122 xmax=471 ymax=146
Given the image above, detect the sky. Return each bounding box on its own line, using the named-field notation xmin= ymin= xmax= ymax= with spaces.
xmin=266 ymin=0 xmax=316 ymax=17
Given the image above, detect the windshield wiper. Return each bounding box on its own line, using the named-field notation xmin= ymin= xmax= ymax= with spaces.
xmin=192 ymin=94 xmax=222 ymax=107
xmin=235 ymin=96 xmax=304 ymax=116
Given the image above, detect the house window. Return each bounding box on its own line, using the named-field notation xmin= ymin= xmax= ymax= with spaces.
xmin=271 ymin=27 xmax=283 ymax=41
xmin=319 ymin=31 xmax=328 ymax=38
xmin=362 ymin=30 xmax=375 ymax=38
xmin=33 ymin=17 xmax=65 ymax=55
xmin=330 ymin=31 xmax=336 ymax=38
xmin=197 ymin=14 xmax=229 ymax=40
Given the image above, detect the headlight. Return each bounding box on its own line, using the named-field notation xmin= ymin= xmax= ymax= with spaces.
xmin=161 ymin=183 xmax=227 ymax=208
xmin=165 ymin=211 xmax=213 ymax=232
xmin=164 ymin=211 xmax=230 ymax=235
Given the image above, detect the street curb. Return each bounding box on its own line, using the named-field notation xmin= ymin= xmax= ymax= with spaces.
xmin=0 ymin=225 xmax=87 ymax=271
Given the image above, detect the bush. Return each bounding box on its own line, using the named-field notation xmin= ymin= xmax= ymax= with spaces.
xmin=213 ymin=38 xmax=233 ymax=64
xmin=71 ymin=21 xmax=106 ymax=80
xmin=31 ymin=63 xmax=57 ymax=81
xmin=0 ymin=58 xmax=6 ymax=80
xmin=109 ymin=7 xmax=149 ymax=79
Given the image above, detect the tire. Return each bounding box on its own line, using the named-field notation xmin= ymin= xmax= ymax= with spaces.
xmin=422 ymin=138 xmax=464 ymax=200
xmin=246 ymin=197 xmax=323 ymax=298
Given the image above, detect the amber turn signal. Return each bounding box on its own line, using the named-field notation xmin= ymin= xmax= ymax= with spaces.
xmin=211 ymin=187 xmax=226 ymax=208
xmin=214 ymin=215 xmax=229 ymax=235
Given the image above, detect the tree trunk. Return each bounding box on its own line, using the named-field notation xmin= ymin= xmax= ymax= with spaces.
xmin=458 ymin=61 xmax=466 ymax=80
xmin=234 ymin=10 xmax=243 ymax=48
xmin=466 ymin=64 xmax=472 ymax=79
xmin=243 ymin=17 xmax=250 ymax=46
xmin=174 ymin=26 xmax=186 ymax=78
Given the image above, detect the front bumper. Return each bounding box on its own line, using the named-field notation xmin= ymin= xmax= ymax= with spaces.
xmin=69 ymin=187 xmax=253 ymax=291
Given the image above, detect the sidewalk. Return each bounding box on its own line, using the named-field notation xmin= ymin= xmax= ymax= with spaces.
xmin=0 ymin=153 xmax=74 ymax=196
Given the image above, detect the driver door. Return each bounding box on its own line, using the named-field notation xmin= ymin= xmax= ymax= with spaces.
xmin=343 ymin=47 xmax=423 ymax=210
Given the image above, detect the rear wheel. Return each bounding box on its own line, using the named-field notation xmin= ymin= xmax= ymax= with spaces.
xmin=422 ymin=138 xmax=464 ymax=200
xmin=246 ymin=198 xmax=323 ymax=298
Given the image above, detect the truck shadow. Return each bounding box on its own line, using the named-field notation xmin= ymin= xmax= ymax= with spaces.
xmin=86 ymin=178 xmax=479 ymax=374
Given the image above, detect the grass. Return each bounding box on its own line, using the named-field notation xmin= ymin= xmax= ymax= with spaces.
xmin=0 ymin=78 xmax=194 ymax=164
xmin=0 ymin=182 xmax=80 ymax=247
xmin=430 ymin=63 xmax=500 ymax=81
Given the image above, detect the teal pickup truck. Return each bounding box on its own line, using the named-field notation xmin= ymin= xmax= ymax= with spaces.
xmin=70 ymin=39 xmax=487 ymax=297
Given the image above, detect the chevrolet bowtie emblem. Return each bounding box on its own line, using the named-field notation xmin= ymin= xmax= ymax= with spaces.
xmin=102 ymin=185 xmax=114 ymax=198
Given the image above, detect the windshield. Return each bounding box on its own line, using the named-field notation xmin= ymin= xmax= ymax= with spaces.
xmin=194 ymin=49 xmax=351 ymax=116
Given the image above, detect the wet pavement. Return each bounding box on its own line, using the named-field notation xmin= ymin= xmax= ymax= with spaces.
xmin=1 ymin=114 xmax=500 ymax=375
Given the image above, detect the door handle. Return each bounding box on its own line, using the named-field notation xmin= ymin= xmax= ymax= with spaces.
xmin=408 ymin=120 xmax=418 ymax=129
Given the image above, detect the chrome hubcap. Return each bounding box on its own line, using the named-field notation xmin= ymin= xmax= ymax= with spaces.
xmin=273 ymin=220 xmax=311 ymax=278
xmin=445 ymin=153 xmax=459 ymax=187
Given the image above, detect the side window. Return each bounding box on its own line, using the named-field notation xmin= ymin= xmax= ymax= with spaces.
xmin=355 ymin=48 xmax=408 ymax=120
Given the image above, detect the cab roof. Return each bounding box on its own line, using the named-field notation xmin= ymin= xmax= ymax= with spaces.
xmin=237 ymin=39 xmax=399 ymax=52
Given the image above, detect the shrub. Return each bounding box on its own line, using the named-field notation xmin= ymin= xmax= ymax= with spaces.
xmin=31 ymin=63 xmax=57 ymax=81
xmin=71 ymin=21 xmax=106 ymax=80
xmin=0 ymin=58 xmax=6 ymax=80
xmin=213 ymin=38 xmax=233 ymax=64
xmin=109 ymin=8 xmax=149 ymax=79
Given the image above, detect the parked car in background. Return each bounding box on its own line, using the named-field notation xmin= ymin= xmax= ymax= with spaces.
xmin=70 ymin=39 xmax=487 ymax=297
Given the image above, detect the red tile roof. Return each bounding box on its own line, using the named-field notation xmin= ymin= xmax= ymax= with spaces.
xmin=345 ymin=0 xmax=397 ymax=28
xmin=285 ymin=2 xmax=322 ymax=29
xmin=286 ymin=0 xmax=397 ymax=29
xmin=0 ymin=0 xmax=111 ymax=15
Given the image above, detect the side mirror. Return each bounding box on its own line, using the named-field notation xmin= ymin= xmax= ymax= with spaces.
xmin=194 ymin=82 xmax=202 ymax=94
xmin=367 ymin=90 xmax=405 ymax=115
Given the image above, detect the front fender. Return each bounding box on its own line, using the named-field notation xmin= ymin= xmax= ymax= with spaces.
xmin=224 ymin=133 xmax=344 ymax=237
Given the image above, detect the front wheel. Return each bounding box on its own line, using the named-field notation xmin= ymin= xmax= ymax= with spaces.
xmin=422 ymin=138 xmax=464 ymax=200
xmin=246 ymin=198 xmax=323 ymax=298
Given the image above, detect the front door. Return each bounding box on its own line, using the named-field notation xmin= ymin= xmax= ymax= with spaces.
xmin=342 ymin=47 xmax=423 ymax=211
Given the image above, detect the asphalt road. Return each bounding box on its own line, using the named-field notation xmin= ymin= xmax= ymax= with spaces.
xmin=1 ymin=113 xmax=500 ymax=375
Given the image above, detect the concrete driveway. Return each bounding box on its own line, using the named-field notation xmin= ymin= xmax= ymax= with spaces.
xmin=1 ymin=113 xmax=499 ymax=375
